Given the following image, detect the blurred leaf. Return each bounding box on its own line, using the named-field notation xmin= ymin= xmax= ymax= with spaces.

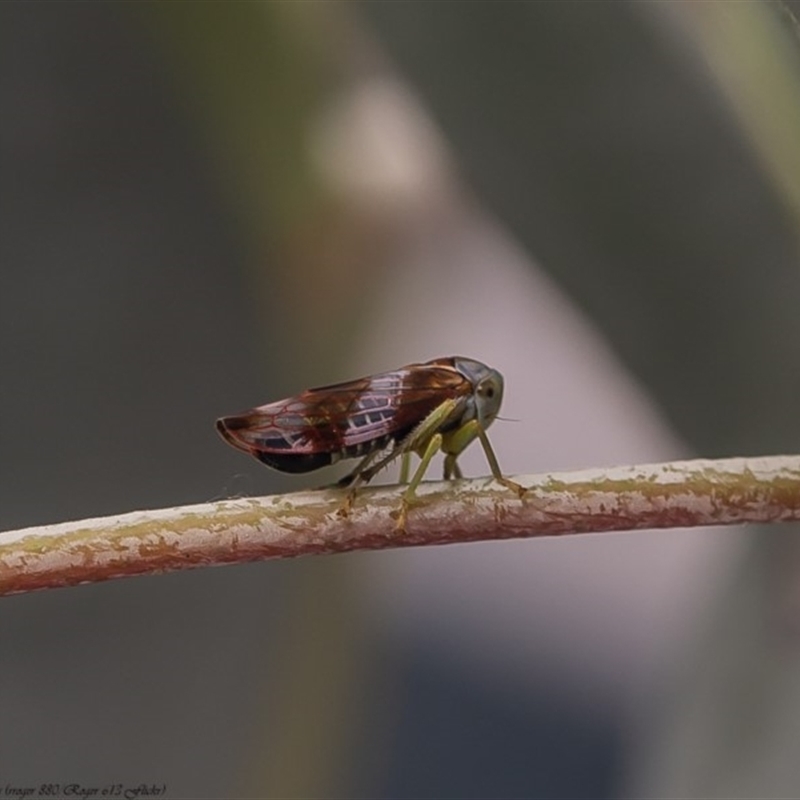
xmin=360 ymin=0 xmax=800 ymax=455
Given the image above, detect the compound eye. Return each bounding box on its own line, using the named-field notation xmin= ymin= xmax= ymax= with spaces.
xmin=477 ymin=381 xmax=496 ymax=400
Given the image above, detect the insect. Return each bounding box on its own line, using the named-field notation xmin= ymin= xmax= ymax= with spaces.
xmin=216 ymin=356 xmax=524 ymax=529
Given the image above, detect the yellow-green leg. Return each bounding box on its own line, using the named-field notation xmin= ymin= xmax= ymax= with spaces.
xmin=355 ymin=399 xmax=459 ymax=525
xmin=476 ymin=426 xmax=525 ymax=497
xmin=399 ymin=452 xmax=412 ymax=484
xmin=334 ymin=399 xmax=465 ymax=524
xmin=395 ymin=432 xmax=443 ymax=531
xmin=443 ymin=454 xmax=463 ymax=480
xmin=442 ymin=419 xmax=526 ymax=498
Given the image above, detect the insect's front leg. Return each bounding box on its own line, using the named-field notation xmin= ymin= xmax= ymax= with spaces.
xmin=476 ymin=425 xmax=526 ymax=498
xmin=445 ymin=420 xmax=526 ymax=498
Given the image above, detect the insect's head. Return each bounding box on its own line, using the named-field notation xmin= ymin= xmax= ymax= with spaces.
xmin=452 ymin=357 xmax=504 ymax=430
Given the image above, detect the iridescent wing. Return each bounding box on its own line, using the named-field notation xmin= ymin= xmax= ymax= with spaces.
xmin=216 ymin=359 xmax=470 ymax=473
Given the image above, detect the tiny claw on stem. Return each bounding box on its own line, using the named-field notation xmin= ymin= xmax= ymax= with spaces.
xmin=500 ymin=477 xmax=526 ymax=498
xmin=336 ymin=488 xmax=358 ymax=519
xmin=390 ymin=500 xmax=410 ymax=532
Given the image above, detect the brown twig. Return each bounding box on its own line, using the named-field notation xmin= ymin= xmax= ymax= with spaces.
xmin=2 ymin=455 xmax=800 ymax=597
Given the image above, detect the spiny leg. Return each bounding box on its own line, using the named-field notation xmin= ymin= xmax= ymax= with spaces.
xmin=335 ymin=451 xmax=377 ymax=489
xmin=336 ymin=441 xmax=410 ymax=518
xmin=335 ymin=450 xmax=380 ymax=518
xmin=338 ymin=399 xmax=461 ymax=525
xmin=356 ymin=397 xmax=459 ymax=489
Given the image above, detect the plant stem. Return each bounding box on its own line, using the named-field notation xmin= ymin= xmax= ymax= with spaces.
xmin=2 ymin=455 xmax=800 ymax=597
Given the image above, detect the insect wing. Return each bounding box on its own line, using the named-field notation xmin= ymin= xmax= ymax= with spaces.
xmin=215 ymin=379 xmax=369 ymax=466
xmin=311 ymin=365 xmax=468 ymax=448
xmin=216 ymin=364 xmax=470 ymax=471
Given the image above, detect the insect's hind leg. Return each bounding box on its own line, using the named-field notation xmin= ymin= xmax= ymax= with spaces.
xmin=334 ymin=451 xmax=376 ymax=489
xmin=336 ymin=443 xmax=411 ymax=519
xmin=333 ymin=451 xmax=380 ymax=518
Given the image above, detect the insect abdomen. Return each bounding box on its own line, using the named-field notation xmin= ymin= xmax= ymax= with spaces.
xmin=253 ymin=451 xmax=334 ymax=473
xmin=252 ymin=433 xmax=395 ymax=473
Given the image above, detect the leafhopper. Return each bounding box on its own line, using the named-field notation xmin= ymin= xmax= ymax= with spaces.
xmin=217 ymin=356 xmax=523 ymax=528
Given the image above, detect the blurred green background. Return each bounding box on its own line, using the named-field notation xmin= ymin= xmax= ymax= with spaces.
xmin=4 ymin=1 xmax=800 ymax=797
